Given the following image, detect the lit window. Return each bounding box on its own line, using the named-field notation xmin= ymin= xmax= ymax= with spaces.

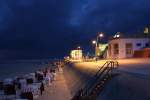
xmin=126 ymin=43 xmax=133 ymax=55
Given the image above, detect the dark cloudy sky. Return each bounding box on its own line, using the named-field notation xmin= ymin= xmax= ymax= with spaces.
xmin=0 ymin=0 xmax=150 ymax=59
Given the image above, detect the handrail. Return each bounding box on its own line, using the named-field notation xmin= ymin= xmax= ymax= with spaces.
xmin=84 ymin=61 xmax=114 ymax=96
xmin=82 ymin=61 xmax=109 ymax=89
xmin=90 ymin=66 xmax=113 ymax=95
xmin=81 ymin=61 xmax=109 ymax=89
xmin=73 ymin=62 xmax=110 ymax=98
xmin=95 ymin=61 xmax=109 ymax=76
xmin=83 ymin=64 xmax=110 ymax=96
xmin=72 ymin=61 xmax=119 ymax=99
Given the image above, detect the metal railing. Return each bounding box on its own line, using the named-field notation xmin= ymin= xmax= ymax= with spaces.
xmin=72 ymin=61 xmax=119 ymax=100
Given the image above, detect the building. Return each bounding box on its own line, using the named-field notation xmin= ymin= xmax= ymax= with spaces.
xmin=70 ymin=49 xmax=83 ymax=60
xmin=98 ymin=44 xmax=108 ymax=52
xmin=97 ymin=43 xmax=108 ymax=58
xmin=134 ymin=48 xmax=150 ymax=57
xmin=107 ymin=34 xmax=150 ymax=59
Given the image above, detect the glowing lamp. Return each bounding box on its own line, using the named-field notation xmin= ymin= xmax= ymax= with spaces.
xmin=92 ymin=40 xmax=96 ymax=44
xmin=99 ymin=33 xmax=104 ymax=38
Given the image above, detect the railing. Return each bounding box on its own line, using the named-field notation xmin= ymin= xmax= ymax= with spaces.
xmin=72 ymin=61 xmax=119 ymax=100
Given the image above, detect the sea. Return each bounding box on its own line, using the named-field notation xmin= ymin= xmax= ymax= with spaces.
xmin=0 ymin=59 xmax=52 ymax=80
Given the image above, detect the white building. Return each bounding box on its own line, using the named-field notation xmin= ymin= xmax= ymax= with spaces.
xmin=107 ymin=37 xmax=150 ymax=59
xmin=70 ymin=50 xmax=83 ymax=60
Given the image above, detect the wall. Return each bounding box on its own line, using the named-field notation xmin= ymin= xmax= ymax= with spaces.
xmin=134 ymin=48 xmax=150 ymax=57
xmin=63 ymin=63 xmax=96 ymax=97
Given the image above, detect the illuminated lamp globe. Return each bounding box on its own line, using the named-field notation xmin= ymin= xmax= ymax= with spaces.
xmin=92 ymin=40 xmax=96 ymax=44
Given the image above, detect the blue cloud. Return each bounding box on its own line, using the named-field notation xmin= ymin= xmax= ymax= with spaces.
xmin=0 ymin=0 xmax=150 ymax=59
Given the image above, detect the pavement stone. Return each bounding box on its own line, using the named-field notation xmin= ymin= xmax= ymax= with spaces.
xmin=36 ymin=72 xmax=71 ymax=100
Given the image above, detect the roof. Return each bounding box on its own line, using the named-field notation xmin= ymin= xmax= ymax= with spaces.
xmin=109 ymin=32 xmax=150 ymax=40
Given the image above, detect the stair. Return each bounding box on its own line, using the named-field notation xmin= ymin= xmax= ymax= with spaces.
xmin=71 ymin=61 xmax=119 ymax=100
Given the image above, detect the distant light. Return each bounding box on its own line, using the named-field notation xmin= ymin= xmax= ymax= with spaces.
xmin=113 ymin=35 xmax=117 ymax=38
xmin=116 ymin=34 xmax=120 ymax=38
xmin=77 ymin=46 xmax=81 ymax=49
xmin=92 ymin=40 xmax=96 ymax=44
xmin=99 ymin=33 xmax=104 ymax=38
xmin=144 ymin=27 xmax=149 ymax=34
xmin=114 ymin=34 xmax=120 ymax=38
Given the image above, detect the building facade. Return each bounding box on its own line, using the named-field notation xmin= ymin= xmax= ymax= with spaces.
xmin=70 ymin=50 xmax=83 ymax=60
xmin=107 ymin=38 xmax=150 ymax=59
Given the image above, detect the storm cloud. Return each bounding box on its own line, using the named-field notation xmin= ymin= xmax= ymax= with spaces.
xmin=0 ymin=0 xmax=150 ymax=59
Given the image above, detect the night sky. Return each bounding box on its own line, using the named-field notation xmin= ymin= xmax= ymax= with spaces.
xmin=0 ymin=0 xmax=150 ymax=59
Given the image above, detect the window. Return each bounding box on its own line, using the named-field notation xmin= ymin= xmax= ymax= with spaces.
xmin=126 ymin=43 xmax=133 ymax=55
xmin=113 ymin=44 xmax=119 ymax=55
xmin=136 ymin=43 xmax=141 ymax=46
xmin=145 ymin=43 xmax=149 ymax=47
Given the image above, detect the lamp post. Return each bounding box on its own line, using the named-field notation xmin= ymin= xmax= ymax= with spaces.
xmin=77 ymin=46 xmax=81 ymax=60
xmin=92 ymin=40 xmax=97 ymax=57
xmin=92 ymin=32 xmax=104 ymax=58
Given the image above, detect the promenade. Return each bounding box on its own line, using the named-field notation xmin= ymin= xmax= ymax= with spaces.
xmin=37 ymin=58 xmax=150 ymax=100
xmin=36 ymin=71 xmax=71 ymax=100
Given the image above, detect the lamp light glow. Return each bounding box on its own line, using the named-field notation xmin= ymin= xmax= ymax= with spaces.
xmin=92 ymin=40 xmax=96 ymax=44
xmin=99 ymin=33 xmax=104 ymax=38
xmin=116 ymin=34 xmax=120 ymax=38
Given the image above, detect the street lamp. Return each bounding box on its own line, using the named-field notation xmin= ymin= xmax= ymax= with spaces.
xmin=77 ymin=46 xmax=81 ymax=60
xmin=97 ymin=32 xmax=104 ymax=44
xmin=113 ymin=32 xmax=120 ymax=38
xmin=77 ymin=46 xmax=81 ymax=49
xmin=116 ymin=34 xmax=120 ymax=38
xmin=92 ymin=32 xmax=104 ymax=58
xmin=92 ymin=40 xmax=96 ymax=45
xmin=99 ymin=33 xmax=104 ymax=38
xmin=92 ymin=40 xmax=98 ymax=58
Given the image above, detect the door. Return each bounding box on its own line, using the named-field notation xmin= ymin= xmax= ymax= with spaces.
xmin=126 ymin=43 xmax=133 ymax=58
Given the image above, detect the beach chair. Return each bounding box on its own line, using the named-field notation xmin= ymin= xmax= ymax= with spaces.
xmin=4 ymin=84 xmax=16 ymax=95
xmin=37 ymin=74 xmax=44 ymax=82
xmin=29 ymin=73 xmax=36 ymax=82
xmin=0 ymin=95 xmax=5 ymax=100
xmin=19 ymin=79 xmax=27 ymax=89
xmin=26 ymin=78 xmax=33 ymax=84
xmin=2 ymin=94 xmax=16 ymax=100
xmin=20 ymin=92 xmax=33 ymax=100
xmin=32 ymin=85 xmax=40 ymax=99
xmin=0 ymin=89 xmax=4 ymax=99
xmin=3 ymin=84 xmax=16 ymax=99
xmin=0 ymin=81 xmax=3 ymax=90
xmin=22 ymin=84 xmax=40 ymax=99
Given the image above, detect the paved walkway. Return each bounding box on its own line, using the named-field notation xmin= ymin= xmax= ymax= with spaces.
xmin=36 ymin=72 xmax=71 ymax=100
